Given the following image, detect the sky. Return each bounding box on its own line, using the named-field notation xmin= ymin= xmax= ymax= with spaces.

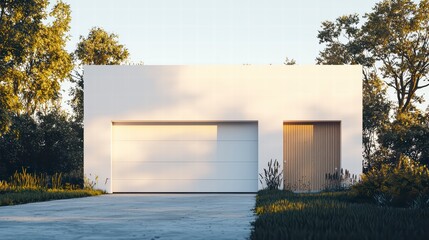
xmin=61 ymin=0 xmax=428 ymax=110
xmin=64 ymin=0 xmax=378 ymax=64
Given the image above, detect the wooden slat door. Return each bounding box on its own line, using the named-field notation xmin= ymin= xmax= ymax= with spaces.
xmin=283 ymin=121 xmax=340 ymax=192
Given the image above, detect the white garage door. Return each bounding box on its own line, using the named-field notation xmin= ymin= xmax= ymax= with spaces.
xmin=112 ymin=122 xmax=258 ymax=192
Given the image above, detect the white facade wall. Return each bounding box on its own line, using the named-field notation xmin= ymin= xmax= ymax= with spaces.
xmin=84 ymin=65 xmax=362 ymax=193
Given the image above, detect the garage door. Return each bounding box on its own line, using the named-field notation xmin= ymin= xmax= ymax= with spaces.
xmin=112 ymin=122 xmax=258 ymax=192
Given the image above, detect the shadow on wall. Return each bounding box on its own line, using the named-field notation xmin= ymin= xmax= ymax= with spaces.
xmin=86 ymin=67 xmax=198 ymax=118
xmin=306 ymin=105 xmax=362 ymax=176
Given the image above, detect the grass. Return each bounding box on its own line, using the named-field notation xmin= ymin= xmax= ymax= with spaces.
xmin=0 ymin=189 xmax=104 ymax=206
xmin=0 ymin=168 xmax=104 ymax=206
xmin=251 ymin=190 xmax=429 ymax=240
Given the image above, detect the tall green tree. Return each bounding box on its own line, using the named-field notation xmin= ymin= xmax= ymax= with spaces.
xmin=317 ymin=0 xmax=429 ymax=169
xmin=0 ymin=0 xmax=73 ymax=134
xmin=38 ymin=108 xmax=83 ymax=181
xmin=362 ymin=0 xmax=429 ymax=114
xmin=0 ymin=114 xmax=41 ymax=178
xmin=362 ymin=73 xmax=391 ymax=171
xmin=379 ymin=111 xmax=429 ymax=166
xmin=70 ymin=27 xmax=129 ymax=124
xmin=316 ymin=14 xmax=373 ymax=67
xmin=318 ymin=0 xmax=429 ymax=113
xmin=75 ymin=27 xmax=130 ymax=65
xmin=0 ymin=109 xmax=83 ymax=183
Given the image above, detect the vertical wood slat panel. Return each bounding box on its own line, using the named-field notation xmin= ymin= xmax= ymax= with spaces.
xmin=283 ymin=122 xmax=340 ymax=192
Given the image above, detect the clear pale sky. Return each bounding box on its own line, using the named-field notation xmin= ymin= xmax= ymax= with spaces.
xmin=64 ymin=0 xmax=379 ymax=64
xmin=61 ymin=0 xmax=428 ymax=109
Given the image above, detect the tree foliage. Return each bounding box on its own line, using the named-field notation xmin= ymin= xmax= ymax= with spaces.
xmin=317 ymin=0 xmax=429 ymax=170
xmin=0 ymin=0 xmax=73 ymax=134
xmin=0 ymin=2 xmax=130 ymax=185
xmin=316 ymin=14 xmax=372 ymax=67
xmin=363 ymin=0 xmax=429 ymax=114
xmin=0 ymin=109 xmax=82 ymax=184
xmin=362 ymin=73 xmax=391 ymax=171
xmin=319 ymin=0 xmax=429 ymax=114
xmin=379 ymin=111 xmax=429 ymax=166
xmin=75 ymin=27 xmax=129 ymax=65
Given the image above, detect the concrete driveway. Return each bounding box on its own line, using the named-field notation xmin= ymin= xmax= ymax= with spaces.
xmin=0 ymin=194 xmax=255 ymax=240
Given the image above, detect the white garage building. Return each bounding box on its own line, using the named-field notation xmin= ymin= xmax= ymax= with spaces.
xmin=84 ymin=65 xmax=362 ymax=193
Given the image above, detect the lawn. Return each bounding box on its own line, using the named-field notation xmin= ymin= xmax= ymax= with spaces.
xmin=0 ymin=169 xmax=104 ymax=206
xmin=0 ymin=189 xmax=104 ymax=206
xmin=251 ymin=190 xmax=429 ymax=240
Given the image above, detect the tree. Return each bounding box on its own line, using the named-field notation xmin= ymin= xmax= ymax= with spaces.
xmin=70 ymin=27 xmax=129 ymax=124
xmin=38 ymin=108 xmax=83 ymax=183
xmin=316 ymin=14 xmax=372 ymax=67
xmin=0 ymin=107 xmax=83 ymax=183
xmin=0 ymin=0 xmax=73 ymax=134
xmin=317 ymin=0 xmax=429 ymax=169
xmin=362 ymin=0 xmax=429 ymax=114
xmin=379 ymin=111 xmax=429 ymax=166
xmin=75 ymin=27 xmax=130 ymax=65
xmin=0 ymin=115 xmax=41 ymax=179
xmin=318 ymin=0 xmax=429 ymax=113
xmin=0 ymin=4 xmax=129 ymax=183
xmin=362 ymin=73 xmax=391 ymax=172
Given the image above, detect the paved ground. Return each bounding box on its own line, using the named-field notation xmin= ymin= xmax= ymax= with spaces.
xmin=0 ymin=194 xmax=255 ymax=240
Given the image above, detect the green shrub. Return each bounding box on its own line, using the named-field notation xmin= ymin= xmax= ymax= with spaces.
xmin=352 ymin=155 xmax=429 ymax=207
xmin=259 ymin=159 xmax=283 ymax=190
